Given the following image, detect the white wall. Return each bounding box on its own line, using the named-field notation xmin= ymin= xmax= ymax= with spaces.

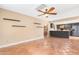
xmin=0 ymin=8 xmax=44 ymax=47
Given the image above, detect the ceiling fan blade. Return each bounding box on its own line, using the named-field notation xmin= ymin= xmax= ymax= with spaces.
xmin=48 ymin=7 xmax=55 ymax=13
xmin=38 ymin=10 xmax=45 ymax=13
xmin=48 ymin=13 xmax=57 ymax=15
xmin=38 ymin=13 xmax=46 ymax=16
xmin=36 ymin=4 xmax=47 ymax=10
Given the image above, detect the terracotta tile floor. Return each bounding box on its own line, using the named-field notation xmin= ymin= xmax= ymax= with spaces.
xmin=0 ymin=37 xmax=79 ymax=55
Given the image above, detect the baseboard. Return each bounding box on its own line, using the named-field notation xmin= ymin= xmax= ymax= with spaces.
xmin=0 ymin=36 xmax=44 ymax=48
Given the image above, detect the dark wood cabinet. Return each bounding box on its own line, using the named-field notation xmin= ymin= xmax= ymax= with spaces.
xmin=50 ymin=31 xmax=70 ymax=38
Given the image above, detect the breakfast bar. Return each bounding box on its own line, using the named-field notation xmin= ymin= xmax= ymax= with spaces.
xmin=49 ymin=30 xmax=70 ymax=38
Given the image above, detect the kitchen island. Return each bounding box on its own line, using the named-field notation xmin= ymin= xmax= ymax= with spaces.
xmin=49 ymin=30 xmax=70 ymax=38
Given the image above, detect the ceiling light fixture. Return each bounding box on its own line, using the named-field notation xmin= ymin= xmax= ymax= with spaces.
xmin=36 ymin=4 xmax=57 ymax=18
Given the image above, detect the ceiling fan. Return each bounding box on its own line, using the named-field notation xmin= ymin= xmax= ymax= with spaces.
xmin=37 ymin=7 xmax=57 ymax=17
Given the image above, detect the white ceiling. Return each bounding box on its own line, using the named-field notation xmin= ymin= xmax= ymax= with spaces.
xmin=0 ymin=4 xmax=79 ymax=21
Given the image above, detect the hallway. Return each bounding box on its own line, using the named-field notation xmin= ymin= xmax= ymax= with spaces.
xmin=0 ymin=37 xmax=79 ymax=55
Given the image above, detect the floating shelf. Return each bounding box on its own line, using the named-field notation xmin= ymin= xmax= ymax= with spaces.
xmin=34 ymin=22 xmax=41 ymax=25
xmin=3 ymin=18 xmax=20 ymax=22
xmin=12 ymin=25 xmax=26 ymax=27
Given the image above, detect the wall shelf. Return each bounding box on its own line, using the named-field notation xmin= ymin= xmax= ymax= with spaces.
xmin=3 ymin=18 xmax=20 ymax=22
xmin=34 ymin=22 xmax=41 ymax=25
xmin=12 ymin=25 xmax=26 ymax=27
